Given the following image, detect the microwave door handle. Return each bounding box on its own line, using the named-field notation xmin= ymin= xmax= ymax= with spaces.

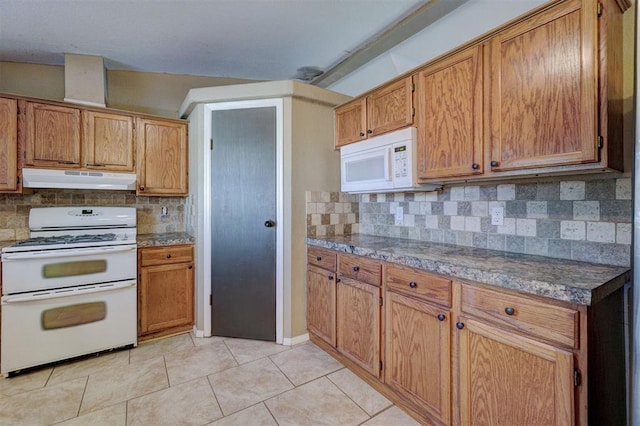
xmin=386 ymin=147 xmax=393 ymax=181
xmin=2 ymin=280 xmax=137 ymax=303
xmin=1 ymin=245 xmax=136 ymax=261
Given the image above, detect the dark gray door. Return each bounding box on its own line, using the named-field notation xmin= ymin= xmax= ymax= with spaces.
xmin=211 ymin=107 xmax=276 ymax=341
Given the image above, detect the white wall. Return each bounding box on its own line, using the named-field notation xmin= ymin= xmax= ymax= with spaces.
xmin=327 ymin=0 xmax=546 ymax=96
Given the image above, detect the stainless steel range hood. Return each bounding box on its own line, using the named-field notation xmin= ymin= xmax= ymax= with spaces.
xmin=22 ymin=168 xmax=137 ymax=191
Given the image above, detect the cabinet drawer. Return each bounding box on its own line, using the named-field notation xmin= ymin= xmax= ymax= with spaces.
xmin=385 ymin=263 xmax=451 ymax=308
xmin=339 ymin=253 xmax=381 ymax=286
xmin=461 ymin=284 xmax=579 ymax=348
xmin=307 ymin=247 xmax=337 ymax=271
xmin=139 ymin=245 xmax=194 ymax=267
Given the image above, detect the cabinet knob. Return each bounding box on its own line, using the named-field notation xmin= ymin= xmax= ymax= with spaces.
xmin=437 ymin=314 xmax=446 ymax=321
xmin=352 ymin=266 xmax=360 ymax=272
xmin=456 ymin=322 xmax=464 ymax=330
xmin=367 ymin=129 xmax=373 ymax=134
xmin=359 ymin=132 xmax=365 ymax=137
xmin=336 ymin=278 xmax=341 ymax=283
xmin=139 ymin=186 xmax=145 ymax=191
xmin=409 ymin=281 xmax=417 ymax=288
xmin=328 ymin=275 xmax=334 ymax=280
xmin=504 ymin=307 xmax=515 ymax=316
xmin=316 ymin=256 xmax=322 ymax=261
xmin=472 ymin=163 xmax=479 ymax=170
xmin=188 ymin=265 xmax=193 ymax=269
xmin=490 ymin=160 xmax=499 ymax=167
xmin=166 ymin=254 xmax=172 ymax=259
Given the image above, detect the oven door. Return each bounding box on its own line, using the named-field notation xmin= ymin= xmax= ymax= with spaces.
xmin=1 ymin=280 xmax=137 ymax=375
xmin=1 ymin=244 xmax=137 ymax=294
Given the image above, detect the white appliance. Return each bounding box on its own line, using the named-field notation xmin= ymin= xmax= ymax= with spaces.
xmin=22 ymin=168 xmax=137 ymax=191
xmin=340 ymin=127 xmax=441 ymax=193
xmin=1 ymin=207 xmax=138 ymax=376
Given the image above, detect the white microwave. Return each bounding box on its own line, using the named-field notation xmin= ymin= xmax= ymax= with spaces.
xmin=340 ymin=127 xmax=441 ymax=194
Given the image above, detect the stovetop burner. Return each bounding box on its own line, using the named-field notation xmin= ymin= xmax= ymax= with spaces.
xmin=13 ymin=233 xmax=117 ymax=247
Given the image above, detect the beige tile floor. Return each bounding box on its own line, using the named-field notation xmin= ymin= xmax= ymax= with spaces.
xmin=0 ymin=333 xmax=420 ymax=426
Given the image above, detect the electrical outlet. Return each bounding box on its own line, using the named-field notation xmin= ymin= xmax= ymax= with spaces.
xmin=491 ymin=206 xmax=504 ymax=226
xmin=394 ymin=206 xmax=404 ymax=226
xmin=161 ymin=206 xmax=168 ymax=216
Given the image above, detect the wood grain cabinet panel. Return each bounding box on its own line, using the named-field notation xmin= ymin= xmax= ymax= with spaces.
xmin=335 ymin=98 xmax=367 ymax=147
xmin=337 ymin=276 xmax=381 ymax=378
xmin=385 ymin=290 xmax=451 ymax=424
xmin=488 ymin=0 xmax=598 ymax=171
xmin=366 ymin=78 xmax=414 ymax=138
xmin=83 ymin=110 xmax=134 ymax=171
xmin=307 ymin=246 xmax=337 ymax=271
xmin=416 ymin=45 xmax=484 ymax=179
xmin=0 ymin=98 xmax=19 ymax=192
xmin=307 ymin=264 xmax=337 ymax=347
xmin=138 ymin=245 xmax=194 ymax=340
xmin=385 ymin=263 xmax=451 ymax=307
xmin=136 ymin=117 xmax=188 ymax=196
xmin=338 ymin=253 xmax=381 ymax=286
xmin=458 ymin=317 xmax=574 ymax=426
xmin=24 ymin=102 xmax=81 ymax=168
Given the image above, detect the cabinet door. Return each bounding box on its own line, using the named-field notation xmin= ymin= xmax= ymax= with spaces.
xmin=0 ymin=98 xmax=18 ymax=192
xmin=337 ymin=277 xmax=380 ymax=377
xmin=489 ymin=0 xmax=598 ymax=171
xmin=367 ymin=77 xmax=413 ymax=137
xmin=136 ymin=118 xmax=188 ymax=196
xmin=24 ymin=102 xmax=81 ymax=168
xmin=458 ymin=317 xmax=574 ymax=425
xmin=385 ymin=291 xmax=450 ymax=424
xmin=139 ymin=261 xmax=194 ymax=334
xmin=307 ymin=265 xmax=336 ymax=347
xmin=83 ymin=111 xmax=134 ymax=171
xmin=417 ymin=45 xmax=484 ymax=179
xmin=335 ymin=99 xmax=367 ymax=147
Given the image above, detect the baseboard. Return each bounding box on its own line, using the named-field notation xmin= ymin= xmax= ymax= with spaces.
xmin=192 ymin=326 xmax=204 ymax=338
xmin=282 ymin=333 xmax=309 ymax=346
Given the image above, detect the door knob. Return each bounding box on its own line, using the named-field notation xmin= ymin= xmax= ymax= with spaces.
xmin=264 ymin=220 xmax=276 ymax=228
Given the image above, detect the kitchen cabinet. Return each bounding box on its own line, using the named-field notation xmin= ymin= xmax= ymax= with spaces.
xmin=336 ymin=253 xmax=382 ymax=378
xmin=457 ymin=283 xmax=578 ymax=425
xmin=82 ymin=110 xmax=135 ymax=172
xmin=384 ymin=264 xmax=452 ymax=425
xmin=136 ymin=117 xmax=188 ymax=196
xmin=0 ymin=98 xmax=19 ymax=192
xmin=22 ymin=101 xmax=81 ymax=168
xmin=416 ymin=45 xmax=484 ymax=179
xmin=138 ymin=244 xmax=194 ymax=340
xmin=488 ymin=0 xmax=599 ymax=172
xmin=306 ymin=247 xmax=337 ymax=347
xmin=335 ymin=77 xmax=413 ymax=147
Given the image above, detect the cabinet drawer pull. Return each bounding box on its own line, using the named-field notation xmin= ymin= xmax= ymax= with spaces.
xmin=437 ymin=314 xmax=446 ymax=321
xmin=472 ymin=163 xmax=479 ymax=170
xmin=139 ymin=186 xmax=145 ymax=191
xmin=336 ymin=278 xmax=341 ymax=283
xmin=359 ymin=132 xmax=365 ymax=137
xmin=367 ymin=129 xmax=373 ymax=134
xmin=409 ymin=281 xmax=417 ymax=288
xmin=188 ymin=265 xmax=193 ymax=269
xmin=352 ymin=266 xmax=359 ymax=272
xmin=504 ymin=307 xmax=515 ymax=316
xmin=456 ymin=322 xmax=464 ymax=330
xmin=490 ymin=160 xmax=499 ymax=167
xmin=316 ymin=256 xmax=322 ymax=261
xmin=166 ymin=254 xmax=172 ymax=259
xmin=328 ymin=275 xmax=334 ymax=280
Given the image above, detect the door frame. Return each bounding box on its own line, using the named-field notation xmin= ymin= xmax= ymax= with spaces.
xmin=202 ymin=99 xmax=284 ymax=344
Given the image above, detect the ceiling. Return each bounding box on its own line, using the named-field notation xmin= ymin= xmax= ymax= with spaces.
xmin=0 ymin=0 xmax=442 ymax=84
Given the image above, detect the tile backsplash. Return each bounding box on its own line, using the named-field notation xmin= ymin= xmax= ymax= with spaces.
xmin=306 ymin=191 xmax=360 ymax=237
xmin=307 ymin=177 xmax=632 ymax=267
xmin=0 ymin=190 xmax=186 ymax=241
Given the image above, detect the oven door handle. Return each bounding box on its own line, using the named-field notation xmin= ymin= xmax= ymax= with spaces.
xmin=1 ymin=245 xmax=137 ymax=261
xmin=2 ymin=280 xmax=137 ymax=303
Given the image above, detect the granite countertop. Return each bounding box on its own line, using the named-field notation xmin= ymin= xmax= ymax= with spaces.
xmin=307 ymin=234 xmax=630 ymax=306
xmin=137 ymin=233 xmax=195 ymax=248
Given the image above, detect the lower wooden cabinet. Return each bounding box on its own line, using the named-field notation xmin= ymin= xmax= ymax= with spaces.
xmin=337 ymin=276 xmax=380 ymax=378
xmin=385 ymin=290 xmax=451 ymax=424
xmin=306 ymin=264 xmax=336 ymax=347
xmin=457 ymin=317 xmax=574 ymax=425
xmin=138 ymin=244 xmax=194 ymax=340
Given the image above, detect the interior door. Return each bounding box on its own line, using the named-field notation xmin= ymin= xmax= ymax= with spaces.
xmin=210 ymin=107 xmax=276 ymax=341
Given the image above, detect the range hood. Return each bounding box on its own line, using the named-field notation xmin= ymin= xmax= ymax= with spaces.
xmin=22 ymin=168 xmax=137 ymax=191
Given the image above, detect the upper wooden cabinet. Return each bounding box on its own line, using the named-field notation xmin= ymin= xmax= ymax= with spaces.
xmin=23 ymin=102 xmax=81 ymax=168
xmin=335 ymin=77 xmax=413 ymax=147
xmin=136 ymin=117 xmax=188 ymax=196
xmin=488 ymin=0 xmax=598 ymax=172
xmin=416 ymin=45 xmax=484 ymax=179
xmin=0 ymin=98 xmax=19 ymax=192
xmin=83 ymin=110 xmax=135 ymax=172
